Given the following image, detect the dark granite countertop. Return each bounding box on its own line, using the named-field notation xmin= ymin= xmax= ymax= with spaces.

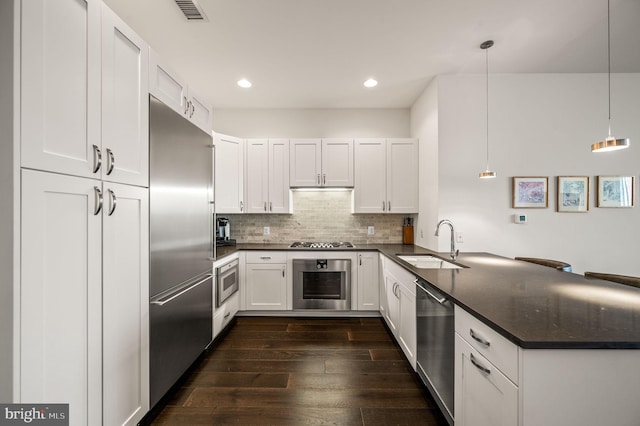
xmin=215 ymin=243 xmax=640 ymax=349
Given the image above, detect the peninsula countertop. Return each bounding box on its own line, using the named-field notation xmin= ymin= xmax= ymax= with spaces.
xmin=215 ymin=243 xmax=640 ymax=349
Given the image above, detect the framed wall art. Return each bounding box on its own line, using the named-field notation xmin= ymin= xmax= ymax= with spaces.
xmin=557 ymin=176 xmax=589 ymax=212
xmin=597 ymin=176 xmax=635 ymax=208
xmin=512 ymin=176 xmax=548 ymax=208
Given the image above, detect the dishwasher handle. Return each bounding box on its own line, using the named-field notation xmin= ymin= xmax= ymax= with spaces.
xmin=415 ymin=278 xmax=448 ymax=305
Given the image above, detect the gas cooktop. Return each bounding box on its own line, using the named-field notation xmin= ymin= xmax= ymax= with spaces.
xmin=289 ymin=241 xmax=355 ymax=249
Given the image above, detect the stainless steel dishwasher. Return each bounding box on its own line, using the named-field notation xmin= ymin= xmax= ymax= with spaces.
xmin=415 ymin=277 xmax=454 ymax=425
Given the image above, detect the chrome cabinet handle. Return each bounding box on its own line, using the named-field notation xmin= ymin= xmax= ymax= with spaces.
xmin=322 ymin=174 xmax=326 ymax=185
xmin=260 ymin=256 xmax=272 ymax=260
xmin=388 ymin=201 xmax=391 ymax=211
xmin=93 ymin=186 xmax=103 ymax=215
xmin=359 ymin=254 xmax=362 ymax=266
xmin=264 ymin=202 xmax=267 ymax=212
xmin=270 ymin=201 xmax=273 ymax=212
xmin=224 ymin=312 xmax=231 ymax=319
xmin=470 ymin=353 xmax=491 ymax=375
xmin=470 ymin=329 xmax=491 ymax=347
xmin=189 ymin=101 xmax=195 ymax=118
xmin=240 ymin=201 xmax=244 ymax=212
xmin=105 ymin=148 xmax=115 ymax=175
xmin=107 ymin=189 xmax=117 ymax=216
xmin=382 ymin=201 xmax=386 ymax=212
xmin=183 ymin=96 xmax=189 ymax=115
xmin=317 ymin=174 xmax=320 ymax=185
xmin=92 ymin=145 xmax=102 ymax=173
xmin=282 ymin=267 xmax=285 ymax=277
xmin=393 ymin=282 xmax=400 ymax=298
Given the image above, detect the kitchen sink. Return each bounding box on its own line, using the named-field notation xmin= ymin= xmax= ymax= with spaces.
xmin=397 ymin=255 xmax=462 ymax=269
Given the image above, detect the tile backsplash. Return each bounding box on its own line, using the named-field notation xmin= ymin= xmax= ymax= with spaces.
xmin=224 ymin=190 xmax=409 ymax=244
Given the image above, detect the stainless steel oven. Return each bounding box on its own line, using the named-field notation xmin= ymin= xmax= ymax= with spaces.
xmin=292 ymin=259 xmax=351 ymax=310
xmin=215 ymin=258 xmax=239 ymax=307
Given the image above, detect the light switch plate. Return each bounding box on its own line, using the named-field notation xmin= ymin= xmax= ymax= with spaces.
xmin=263 ymin=226 xmax=270 ymax=235
xmin=367 ymin=226 xmax=375 ymax=235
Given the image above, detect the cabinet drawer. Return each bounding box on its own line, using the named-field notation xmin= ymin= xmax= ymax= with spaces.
xmin=455 ymin=306 xmax=518 ymax=384
xmin=246 ymin=251 xmax=287 ymax=263
xmin=214 ymin=291 xmax=239 ymax=337
xmin=383 ymin=256 xmax=416 ymax=296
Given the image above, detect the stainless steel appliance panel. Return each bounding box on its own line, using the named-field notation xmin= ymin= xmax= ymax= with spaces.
xmin=416 ymin=278 xmax=454 ymax=425
xmin=216 ymin=258 xmax=239 ymax=307
xmin=149 ymin=273 xmax=212 ymax=407
xmin=149 ymin=95 xmax=214 ymax=409
xmin=292 ymin=259 xmax=351 ymax=310
xmin=149 ymin=96 xmax=213 ymax=296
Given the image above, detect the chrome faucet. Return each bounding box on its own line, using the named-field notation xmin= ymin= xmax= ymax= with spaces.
xmin=434 ymin=219 xmax=459 ymax=261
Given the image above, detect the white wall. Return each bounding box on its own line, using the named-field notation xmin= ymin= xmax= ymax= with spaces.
xmin=412 ymin=73 xmax=640 ymax=276
xmin=410 ymin=78 xmax=439 ymax=249
xmin=212 ymin=108 xmax=410 ymax=138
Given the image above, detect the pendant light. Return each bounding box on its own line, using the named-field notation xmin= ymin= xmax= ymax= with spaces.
xmin=591 ymin=0 xmax=630 ymax=152
xmin=479 ymin=40 xmax=496 ymax=179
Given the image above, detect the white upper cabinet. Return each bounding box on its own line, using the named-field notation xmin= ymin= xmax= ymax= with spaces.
xmin=353 ymin=138 xmax=418 ymax=213
xmin=289 ymin=139 xmax=321 ymax=187
xmin=246 ymin=139 xmax=290 ymax=214
xmin=21 ymin=0 xmax=101 ymax=179
xmin=149 ymin=48 xmax=212 ymax=134
xmin=353 ymin=139 xmax=387 ymax=212
xmin=290 ymin=138 xmax=354 ymax=187
xmin=101 ymin=3 xmax=149 ymax=187
xmin=214 ymin=133 xmax=245 ymax=213
xmin=386 ymin=138 xmax=419 ymax=213
xmin=20 ymin=0 xmax=149 ymax=187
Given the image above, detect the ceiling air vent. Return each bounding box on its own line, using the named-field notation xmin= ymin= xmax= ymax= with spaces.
xmin=174 ymin=0 xmax=208 ymax=21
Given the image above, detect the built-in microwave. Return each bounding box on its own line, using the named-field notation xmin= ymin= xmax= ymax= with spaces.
xmin=215 ymin=258 xmax=239 ymax=307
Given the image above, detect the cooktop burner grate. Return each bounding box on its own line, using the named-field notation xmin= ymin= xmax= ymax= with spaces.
xmin=289 ymin=241 xmax=355 ymax=249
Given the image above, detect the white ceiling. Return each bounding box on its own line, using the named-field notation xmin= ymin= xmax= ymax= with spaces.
xmin=104 ymin=0 xmax=640 ymax=109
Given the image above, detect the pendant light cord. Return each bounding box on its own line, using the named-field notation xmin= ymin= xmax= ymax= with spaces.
xmin=607 ymin=0 xmax=612 ymax=137
xmin=485 ymin=46 xmax=490 ymax=169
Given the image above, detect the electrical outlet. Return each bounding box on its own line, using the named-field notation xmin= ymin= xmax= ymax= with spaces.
xmin=367 ymin=226 xmax=375 ymax=236
xmin=263 ymin=226 xmax=270 ymax=236
xmin=456 ymin=232 xmax=464 ymax=243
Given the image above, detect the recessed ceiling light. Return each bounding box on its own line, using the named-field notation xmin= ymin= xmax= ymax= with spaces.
xmin=237 ymin=78 xmax=252 ymax=88
xmin=363 ymin=78 xmax=378 ymax=88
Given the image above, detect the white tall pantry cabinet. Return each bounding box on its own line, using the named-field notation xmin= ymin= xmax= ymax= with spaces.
xmin=2 ymin=1 xmax=150 ymax=425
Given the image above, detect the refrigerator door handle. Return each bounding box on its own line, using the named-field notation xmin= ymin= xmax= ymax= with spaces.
xmin=151 ymin=274 xmax=213 ymax=307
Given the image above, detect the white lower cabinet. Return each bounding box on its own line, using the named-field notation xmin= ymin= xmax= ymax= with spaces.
xmin=454 ymin=333 xmax=518 ymax=426
xmin=356 ymin=251 xmax=379 ymax=310
xmin=21 ymin=170 xmax=149 ymax=426
xmin=102 ymin=182 xmax=149 ymax=426
xmin=380 ymin=255 xmax=416 ymax=369
xmin=214 ymin=291 xmax=239 ymax=338
xmin=245 ymin=252 xmax=287 ymax=310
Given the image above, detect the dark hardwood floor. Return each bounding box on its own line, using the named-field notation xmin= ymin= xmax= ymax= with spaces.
xmin=149 ymin=316 xmax=449 ymax=425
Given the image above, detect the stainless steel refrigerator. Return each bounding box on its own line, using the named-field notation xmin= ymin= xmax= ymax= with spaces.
xmin=148 ymin=95 xmax=214 ymax=408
